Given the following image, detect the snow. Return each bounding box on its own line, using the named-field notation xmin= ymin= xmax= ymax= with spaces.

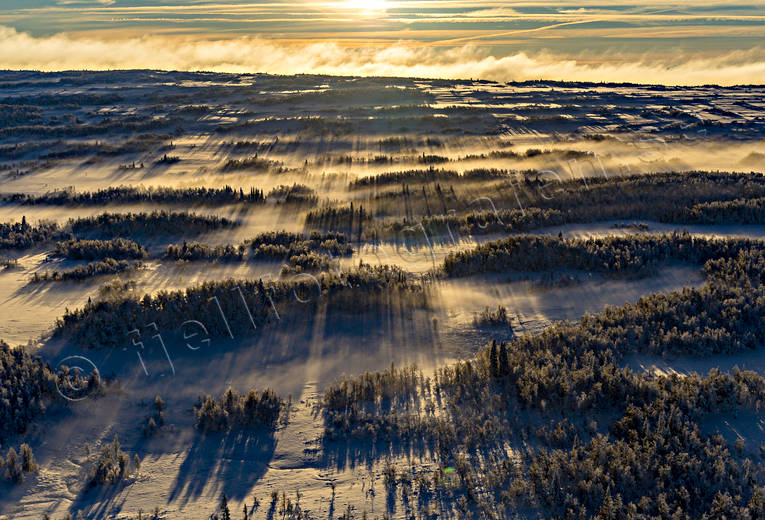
xmin=1 ymin=72 xmax=764 ymax=519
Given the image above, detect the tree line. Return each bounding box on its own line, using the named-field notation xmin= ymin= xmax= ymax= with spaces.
xmin=0 ymin=217 xmax=63 ymax=250
xmin=30 ymin=259 xmax=141 ymax=283
xmin=69 ymin=211 xmax=237 ymax=238
xmin=2 ymin=185 xmax=267 ymax=206
xmin=53 ymin=238 xmax=148 ymax=260
xmin=54 ymin=264 xmax=427 ymax=349
xmin=441 ymin=232 xmax=764 ymax=279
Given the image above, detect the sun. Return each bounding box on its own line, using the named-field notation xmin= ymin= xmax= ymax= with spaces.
xmin=345 ymin=0 xmax=388 ymax=11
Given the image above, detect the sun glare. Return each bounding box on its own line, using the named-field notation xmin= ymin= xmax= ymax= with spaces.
xmin=345 ymin=0 xmax=388 ymax=11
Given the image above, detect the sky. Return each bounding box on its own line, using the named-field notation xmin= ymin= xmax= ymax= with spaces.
xmin=0 ymin=1 xmax=764 ymax=84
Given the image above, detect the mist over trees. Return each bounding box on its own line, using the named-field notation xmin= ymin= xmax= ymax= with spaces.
xmin=349 ymin=171 xmax=765 ymax=239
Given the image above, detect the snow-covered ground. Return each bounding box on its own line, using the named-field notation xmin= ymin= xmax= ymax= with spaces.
xmin=1 ymin=71 xmax=764 ymax=519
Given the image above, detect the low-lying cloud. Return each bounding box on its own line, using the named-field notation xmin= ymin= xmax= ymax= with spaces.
xmin=0 ymin=26 xmax=763 ymax=85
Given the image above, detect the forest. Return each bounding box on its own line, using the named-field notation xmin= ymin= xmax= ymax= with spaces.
xmin=320 ymin=247 xmax=765 ymax=518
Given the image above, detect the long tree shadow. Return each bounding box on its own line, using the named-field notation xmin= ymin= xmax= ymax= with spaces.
xmin=168 ymin=426 xmax=277 ymax=506
xmin=71 ymin=479 xmax=133 ymax=520
xmin=318 ymin=431 xmax=435 ymax=474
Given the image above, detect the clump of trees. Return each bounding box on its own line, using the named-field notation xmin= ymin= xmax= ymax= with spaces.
xmin=683 ymin=196 xmax=765 ymax=224
xmin=1 ymin=114 xmax=179 ymax=139
xmin=474 ymin=305 xmax=513 ymax=327
xmin=221 ymin=155 xmax=283 ymax=172
xmin=89 ymin=436 xmax=133 ymax=486
xmin=321 ymin=364 xmax=437 ymax=444
xmin=164 ymin=242 xmax=244 ymax=262
xmin=0 ymin=217 xmax=63 ymax=250
xmin=266 ymin=184 xmax=318 ymax=205
xmin=0 ymin=104 xmax=43 ymax=127
xmin=30 ymin=259 xmax=140 ymax=282
xmin=153 ymin=154 xmax=179 ymax=165
xmin=304 ymin=204 xmax=370 ymax=238
xmin=68 ymin=211 xmax=237 ymax=238
xmin=97 ymin=279 xmax=138 ymax=301
xmin=349 ymin=168 xmax=461 ymax=189
xmin=142 ymin=395 xmax=166 ymax=437
xmin=248 ymin=230 xmax=353 ymax=259
xmin=418 ymin=154 xmax=449 ymax=165
xmin=53 ymin=238 xmax=147 ymax=260
xmin=160 ymin=231 xmax=353 ymax=265
xmin=195 ymin=387 xmax=282 ymax=432
xmin=0 ymin=443 xmax=37 ymax=484
xmin=324 ymin=365 xmax=422 ymax=413
xmin=277 ymin=252 xmax=337 ymax=276
xmin=363 ymin=170 xmax=765 ymax=237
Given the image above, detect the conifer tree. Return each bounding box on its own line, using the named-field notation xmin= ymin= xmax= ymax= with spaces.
xmin=20 ymin=443 xmax=37 ymax=472
xmin=219 ymin=493 xmax=231 ymax=520
xmin=4 ymin=447 xmax=22 ymax=483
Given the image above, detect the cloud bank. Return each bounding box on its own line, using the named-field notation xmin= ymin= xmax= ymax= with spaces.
xmin=0 ymin=26 xmax=763 ymax=85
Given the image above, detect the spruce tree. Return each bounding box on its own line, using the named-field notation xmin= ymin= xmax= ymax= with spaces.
xmin=4 ymin=447 xmax=22 ymax=483
xmin=220 ymin=493 xmax=231 ymax=520
xmin=20 ymin=443 xmax=37 ymax=472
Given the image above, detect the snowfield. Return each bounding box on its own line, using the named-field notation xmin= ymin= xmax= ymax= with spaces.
xmin=1 ymin=71 xmax=764 ymax=519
